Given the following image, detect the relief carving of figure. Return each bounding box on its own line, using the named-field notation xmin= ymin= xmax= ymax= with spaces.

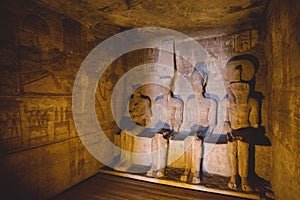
xmin=114 ymin=90 xmax=152 ymax=171
xmin=222 ymin=56 xmax=260 ymax=192
xmin=146 ymin=83 xmax=183 ymax=178
xmin=180 ymin=63 xmax=217 ymax=184
xmin=155 ymin=88 xmax=183 ymax=132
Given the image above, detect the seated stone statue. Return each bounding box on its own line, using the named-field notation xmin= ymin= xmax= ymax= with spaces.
xmin=114 ymin=91 xmax=152 ymax=171
xmin=222 ymin=81 xmax=259 ymax=192
xmin=179 ymin=66 xmax=217 ymax=184
xmin=146 ymin=88 xmax=183 ymax=178
xmin=115 ymin=82 xmax=183 ymax=175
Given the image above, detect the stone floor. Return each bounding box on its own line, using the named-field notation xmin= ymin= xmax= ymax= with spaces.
xmin=54 ymin=172 xmax=247 ymax=200
xmin=165 ymin=167 xmax=274 ymax=198
xmin=100 ymin=166 xmax=275 ymax=200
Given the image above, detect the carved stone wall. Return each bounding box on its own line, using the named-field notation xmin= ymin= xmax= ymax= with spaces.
xmin=0 ymin=1 xmax=101 ymax=199
xmin=94 ymin=25 xmax=272 ymax=185
xmin=195 ymin=28 xmax=271 ymax=181
xmin=0 ymin=0 xmax=283 ymax=198
xmin=264 ymin=0 xmax=300 ymax=199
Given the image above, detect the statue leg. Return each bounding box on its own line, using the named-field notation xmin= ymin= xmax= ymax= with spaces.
xmin=156 ymin=134 xmax=168 ymax=178
xmin=228 ymin=140 xmax=238 ymax=190
xmin=180 ymin=136 xmax=193 ymax=182
xmin=114 ymin=131 xmax=126 ymax=170
xmin=117 ymin=132 xmax=133 ymax=171
xmin=147 ymin=134 xmax=158 ymax=177
xmin=238 ymin=140 xmax=252 ymax=192
xmin=191 ymin=138 xmax=202 ymax=184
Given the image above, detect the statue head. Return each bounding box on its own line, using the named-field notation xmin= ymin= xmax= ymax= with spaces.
xmin=191 ymin=62 xmax=208 ymax=95
xmin=225 ymin=54 xmax=259 ymax=82
xmin=129 ymin=89 xmax=151 ymax=126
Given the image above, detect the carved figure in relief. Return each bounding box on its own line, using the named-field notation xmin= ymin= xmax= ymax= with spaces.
xmin=129 ymin=92 xmax=152 ymax=127
xmin=99 ymin=68 xmax=118 ymax=101
xmin=180 ymin=63 xmax=217 ymax=184
xmin=7 ymin=113 xmax=18 ymax=138
xmin=222 ymin=57 xmax=260 ymax=192
xmin=0 ymin=112 xmax=19 ymax=139
xmin=114 ymin=90 xmax=152 ymax=171
xmin=155 ymin=88 xmax=183 ymax=133
xmin=146 ymin=84 xmax=183 ymax=178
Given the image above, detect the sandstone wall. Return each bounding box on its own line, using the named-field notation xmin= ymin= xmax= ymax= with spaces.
xmin=0 ymin=1 xmax=101 ymax=199
xmin=264 ymin=0 xmax=300 ymax=199
xmin=0 ymin=0 xmax=280 ymax=198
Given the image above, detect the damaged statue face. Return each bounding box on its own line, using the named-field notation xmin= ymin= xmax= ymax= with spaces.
xmin=191 ymin=70 xmax=206 ymax=95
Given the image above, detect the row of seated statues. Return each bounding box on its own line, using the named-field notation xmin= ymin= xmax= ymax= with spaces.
xmin=113 ymin=55 xmax=260 ymax=192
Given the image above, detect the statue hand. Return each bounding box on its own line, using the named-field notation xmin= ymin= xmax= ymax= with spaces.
xmin=223 ymin=122 xmax=232 ymax=133
xmin=208 ymin=126 xmax=214 ymax=137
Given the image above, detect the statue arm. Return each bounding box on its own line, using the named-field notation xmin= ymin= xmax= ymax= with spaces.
xmin=208 ymin=99 xmax=217 ymax=134
xmin=174 ymin=101 xmax=183 ymax=131
xmin=249 ymin=98 xmax=259 ymax=128
xmin=220 ymin=99 xmax=231 ymax=132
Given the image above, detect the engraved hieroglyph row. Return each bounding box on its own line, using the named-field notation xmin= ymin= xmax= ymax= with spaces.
xmin=0 ymin=96 xmax=75 ymax=152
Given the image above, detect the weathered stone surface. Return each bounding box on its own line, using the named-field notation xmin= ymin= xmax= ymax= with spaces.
xmin=0 ymin=137 xmax=101 ymax=199
xmin=264 ymin=0 xmax=300 ymax=199
xmin=35 ymin=0 xmax=268 ymax=39
xmin=0 ymin=1 xmax=101 ymax=199
xmin=99 ymin=29 xmax=271 ymax=190
xmin=2 ymin=0 xmax=298 ymax=198
xmin=203 ymin=143 xmax=231 ymax=177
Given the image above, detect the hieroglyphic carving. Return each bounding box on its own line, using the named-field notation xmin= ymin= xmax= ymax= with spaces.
xmin=0 ymin=97 xmax=75 ymax=151
xmin=0 ymin=113 xmax=19 ymax=140
xmin=234 ymin=31 xmax=251 ymax=52
xmin=197 ymin=29 xmax=260 ymax=73
xmin=0 ymin=100 xmax=23 ymax=149
xmin=53 ymin=107 xmax=71 ymax=140
xmin=21 ymin=97 xmax=72 ymax=146
xmin=24 ymin=104 xmax=50 ymax=144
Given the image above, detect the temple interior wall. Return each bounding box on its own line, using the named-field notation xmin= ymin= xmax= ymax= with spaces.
xmin=0 ymin=0 xmax=299 ymax=199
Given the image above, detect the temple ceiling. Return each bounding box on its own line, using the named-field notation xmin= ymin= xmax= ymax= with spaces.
xmin=35 ymin=0 xmax=268 ymax=38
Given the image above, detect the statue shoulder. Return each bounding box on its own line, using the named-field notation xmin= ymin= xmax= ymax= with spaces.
xmin=205 ymin=98 xmax=217 ymax=108
xmin=171 ymin=96 xmax=183 ymax=105
xmin=219 ymin=98 xmax=229 ymax=108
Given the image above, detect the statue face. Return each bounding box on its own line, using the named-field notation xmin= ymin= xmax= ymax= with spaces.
xmin=191 ymin=71 xmax=205 ymax=94
xmin=228 ymin=82 xmax=250 ymax=102
xmin=129 ymin=91 xmax=151 ymax=126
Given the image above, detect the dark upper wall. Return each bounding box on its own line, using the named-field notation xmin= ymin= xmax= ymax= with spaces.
xmin=264 ymin=0 xmax=300 ymax=199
